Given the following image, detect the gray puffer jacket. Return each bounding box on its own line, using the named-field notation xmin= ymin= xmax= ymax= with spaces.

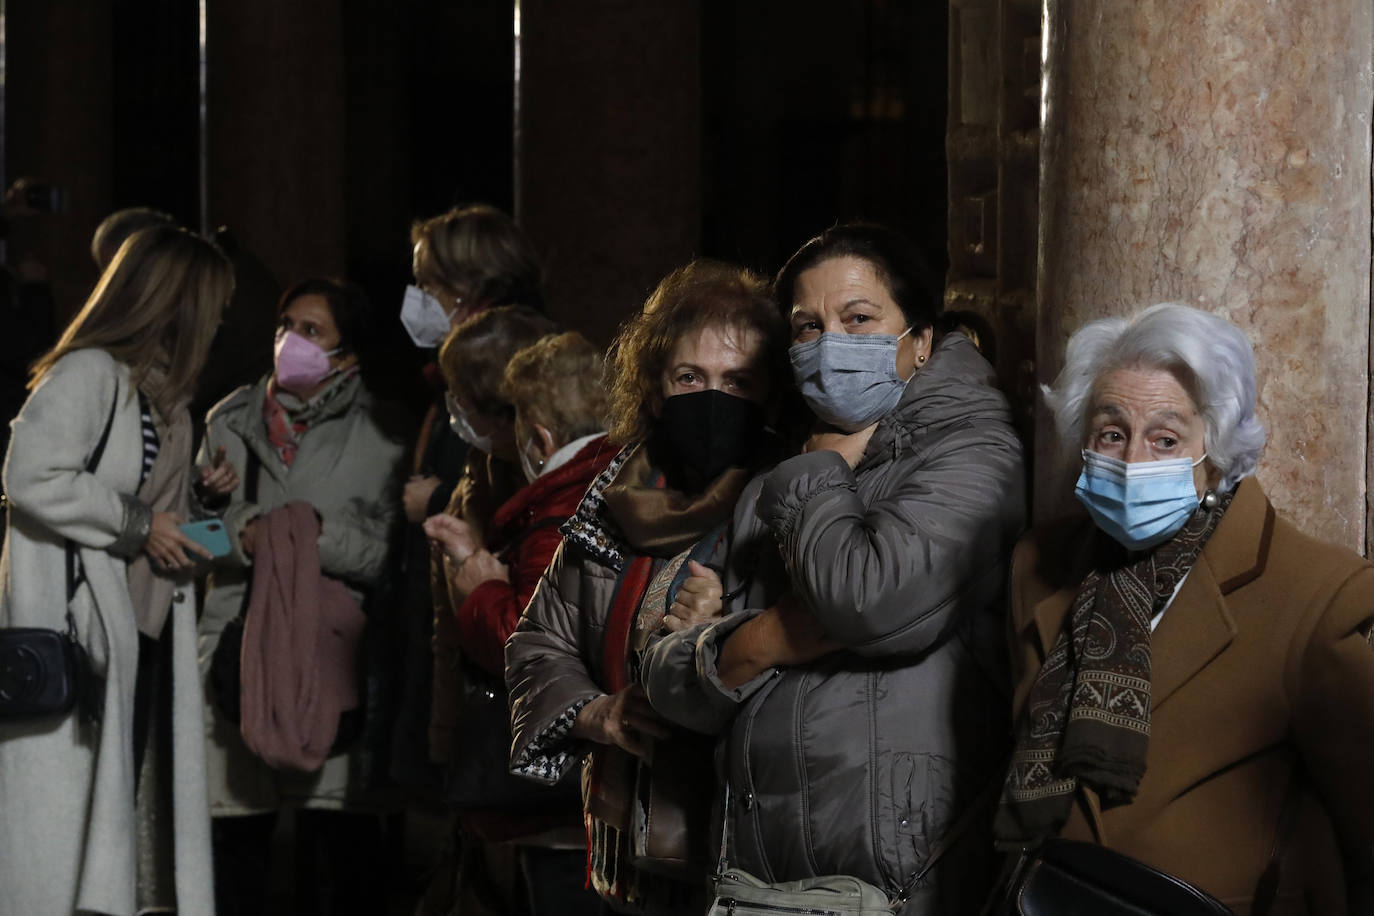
xmin=641 ymin=333 xmax=1025 ymax=914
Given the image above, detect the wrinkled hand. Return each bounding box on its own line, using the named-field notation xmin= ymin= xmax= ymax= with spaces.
xmin=144 ymin=512 xmax=212 ymax=571
xmin=448 ymin=548 xmax=509 ymax=601
xmin=571 ymin=685 xmax=671 ymax=759
xmin=663 ymin=560 xmax=724 ymax=632
xmin=196 ymin=446 xmax=240 ymax=498
xmin=404 ymin=475 xmax=442 ymax=524
xmin=423 ymin=513 xmax=478 ymax=564
xmin=803 ymin=422 xmax=878 ymax=469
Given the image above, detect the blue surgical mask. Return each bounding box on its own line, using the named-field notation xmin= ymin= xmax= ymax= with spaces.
xmin=1074 ymin=450 xmax=1206 ymax=551
xmin=789 ymin=328 xmax=913 ymax=432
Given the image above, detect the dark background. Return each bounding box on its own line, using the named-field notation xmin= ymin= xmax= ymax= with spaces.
xmin=5 ymin=0 xmax=948 ymax=412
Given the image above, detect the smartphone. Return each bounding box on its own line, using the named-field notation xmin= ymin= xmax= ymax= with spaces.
xmin=180 ymin=519 xmax=232 ymax=559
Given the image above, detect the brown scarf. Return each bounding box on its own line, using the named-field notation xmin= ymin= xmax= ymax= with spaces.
xmin=599 ymin=444 xmax=752 ymax=559
xmin=995 ymin=491 xmax=1232 ymax=844
xmin=125 ymin=370 xmax=193 ymax=638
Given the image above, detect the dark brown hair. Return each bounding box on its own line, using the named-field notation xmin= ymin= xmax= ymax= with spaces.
xmin=439 ymin=305 xmax=559 ymax=420
xmin=773 ymin=222 xmax=941 ymax=333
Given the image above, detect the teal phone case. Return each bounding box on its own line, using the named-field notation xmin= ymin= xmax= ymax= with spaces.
xmin=180 ymin=519 xmax=233 ymax=559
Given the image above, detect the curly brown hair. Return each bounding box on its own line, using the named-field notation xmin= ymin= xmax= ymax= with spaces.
xmin=502 ymin=332 xmax=608 ymax=446
xmin=605 ymin=260 xmax=787 ymax=445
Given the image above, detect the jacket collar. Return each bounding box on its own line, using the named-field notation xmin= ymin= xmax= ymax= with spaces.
xmin=1150 ymin=477 xmax=1273 ymax=709
xmin=227 ymin=374 xmax=371 ymax=484
xmin=1026 ymin=478 xmax=1273 ymax=712
xmin=858 ymin=332 xmax=1012 ymax=473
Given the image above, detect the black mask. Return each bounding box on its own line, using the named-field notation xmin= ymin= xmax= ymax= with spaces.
xmin=651 ymin=390 xmax=767 ymax=491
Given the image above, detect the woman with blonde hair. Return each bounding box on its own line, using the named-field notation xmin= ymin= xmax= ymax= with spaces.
xmin=0 ymin=225 xmax=235 ymax=916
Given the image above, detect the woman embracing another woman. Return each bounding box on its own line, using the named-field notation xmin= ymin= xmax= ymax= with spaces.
xmin=643 ymin=223 xmax=1026 ymax=915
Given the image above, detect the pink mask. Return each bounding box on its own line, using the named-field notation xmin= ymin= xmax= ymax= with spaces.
xmin=273 ymin=330 xmax=341 ymax=394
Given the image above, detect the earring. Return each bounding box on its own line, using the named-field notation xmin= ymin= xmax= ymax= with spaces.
xmin=917 ymin=354 xmax=927 ymax=365
xmin=1201 ymin=489 xmax=1219 ymax=510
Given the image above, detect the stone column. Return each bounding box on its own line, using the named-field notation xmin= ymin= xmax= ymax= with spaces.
xmin=1034 ymin=1 xmax=1373 ymax=552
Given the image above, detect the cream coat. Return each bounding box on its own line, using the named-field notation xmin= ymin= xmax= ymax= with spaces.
xmin=196 ymin=375 xmax=405 ymax=815
xmin=0 ymin=349 xmax=213 ymax=916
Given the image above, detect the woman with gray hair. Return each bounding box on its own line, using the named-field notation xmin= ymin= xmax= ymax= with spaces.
xmin=997 ymin=303 xmax=1374 ymax=913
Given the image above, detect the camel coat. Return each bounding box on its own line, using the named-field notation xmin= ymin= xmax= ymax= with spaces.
xmin=1008 ymin=478 xmax=1374 ymax=915
xmin=0 ymin=349 xmax=213 ymax=916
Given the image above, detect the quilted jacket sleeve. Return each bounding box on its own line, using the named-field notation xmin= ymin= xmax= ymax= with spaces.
xmin=756 ymin=421 xmax=1024 ymax=658
xmin=505 ymin=540 xmax=612 ymax=784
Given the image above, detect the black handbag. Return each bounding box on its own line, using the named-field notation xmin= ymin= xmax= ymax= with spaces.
xmin=996 ymin=839 xmax=1234 ymax=915
xmin=443 ymin=659 xmax=579 ymax=809
xmin=0 ymin=384 xmax=119 ymax=724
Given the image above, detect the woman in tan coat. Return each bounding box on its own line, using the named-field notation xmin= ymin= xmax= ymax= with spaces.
xmin=999 ymin=303 xmax=1374 ymax=914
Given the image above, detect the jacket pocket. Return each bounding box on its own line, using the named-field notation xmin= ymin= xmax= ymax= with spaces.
xmin=884 ymin=752 xmax=956 ymax=885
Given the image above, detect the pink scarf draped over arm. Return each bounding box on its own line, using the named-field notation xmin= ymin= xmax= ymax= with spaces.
xmin=239 ymin=501 xmax=365 ymax=772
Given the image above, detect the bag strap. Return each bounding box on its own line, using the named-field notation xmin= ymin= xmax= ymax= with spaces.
xmin=243 ymin=445 xmax=262 ymax=504
xmin=65 ymin=381 xmax=121 ymax=621
xmin=893 ymin=771 xmax=1004 ymax=907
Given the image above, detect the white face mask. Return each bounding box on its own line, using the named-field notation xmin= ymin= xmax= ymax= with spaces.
xmin=445 ymin=392 xmax=494 ymax=453
xmin=400 ymin=284 xmax=452 ymax=348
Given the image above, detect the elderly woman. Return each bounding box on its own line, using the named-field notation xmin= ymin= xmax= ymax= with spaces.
xmin=424 ymin=330 xmax=615 ymax=916
xmin=641 ymin=223 xmax=1026 ymax=915
xmin=505 ymin=260 xmax=791 ymax=914
xmin=997 ymin=303 xmax=1374 ymax=913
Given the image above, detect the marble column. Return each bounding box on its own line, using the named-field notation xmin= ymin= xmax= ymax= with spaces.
xmin=1034 ymin=0 xmax=1373 ymax=553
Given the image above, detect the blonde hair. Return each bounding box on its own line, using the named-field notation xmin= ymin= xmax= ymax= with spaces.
xmin=31 ymin=225 xmax=234 ymax=411
xmin=411 ymin=204 xmax=544 ymax=309
xmin=503 ymin=332 xmax=608 ymax=447
xmin=606 ymin=260 xmax=785 ymax=445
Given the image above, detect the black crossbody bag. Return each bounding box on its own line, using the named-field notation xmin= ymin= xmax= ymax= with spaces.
xmin=0 ymin=384 xmax=119 ymax=724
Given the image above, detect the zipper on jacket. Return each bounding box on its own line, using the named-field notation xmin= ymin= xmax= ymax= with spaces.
xmin=715 ymin=893 xmax=844 ymax=916
xmin=737 ymin=677 xmax=777 ymax=883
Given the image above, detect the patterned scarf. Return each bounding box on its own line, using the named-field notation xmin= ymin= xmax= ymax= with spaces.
xmin=995 ymin=490 xmax=1232 ymax=844
xmin=261 ymin=369 xmax=360 ymax=465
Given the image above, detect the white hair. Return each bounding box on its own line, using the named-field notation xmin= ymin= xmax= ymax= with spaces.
xmin=1043 ymin=303 xmax=1266 ymax=490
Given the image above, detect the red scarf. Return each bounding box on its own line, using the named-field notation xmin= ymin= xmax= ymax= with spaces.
xmin=262 ymin=379 xmax=310 ymax=466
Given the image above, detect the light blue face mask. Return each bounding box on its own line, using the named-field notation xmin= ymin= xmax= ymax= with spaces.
xmin=789 ymin=328 xmax=913 ymax=433
xmin=1074 ymin=449 xmax=1206 ymax=551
